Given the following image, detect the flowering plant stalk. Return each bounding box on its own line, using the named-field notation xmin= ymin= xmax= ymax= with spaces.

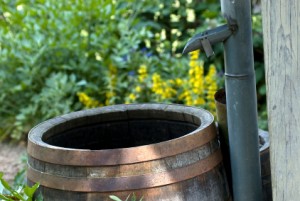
xmin=78 ymin=50 xmax=219 ymax=116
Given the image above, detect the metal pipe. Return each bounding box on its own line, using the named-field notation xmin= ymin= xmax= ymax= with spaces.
xmin=220 ymin=0 xmax=262 ymax=200
xmin=182 ymin=1 xmax=263 ymax=199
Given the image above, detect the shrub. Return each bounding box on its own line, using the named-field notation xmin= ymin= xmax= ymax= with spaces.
xmin=0 ymin=0 xmax=158 ymax=140
xmin=0 ymin=0 xmax=265 ymax=141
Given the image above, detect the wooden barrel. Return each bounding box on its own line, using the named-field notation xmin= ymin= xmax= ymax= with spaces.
xmin=27 ymin=104 xmax=231 ymax=201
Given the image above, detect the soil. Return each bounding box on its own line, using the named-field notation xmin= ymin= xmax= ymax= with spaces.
xmin=0 ymin=141 xmax=27 ymax=183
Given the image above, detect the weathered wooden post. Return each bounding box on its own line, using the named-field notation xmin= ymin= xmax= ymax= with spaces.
xmin=262 ymin=1 xmax=300 ymax=200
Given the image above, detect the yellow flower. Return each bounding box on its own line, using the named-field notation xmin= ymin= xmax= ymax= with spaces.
xmin=77 ymin=92 xmax=89 ymax=103
xmin=202 ymin=64 xmax=218 ymax=112
xmin=135 ymin=86 xmax=142 ymax=93
xmin=188 ymin=68 xmax=194 ymax=76
xmin=138 ymin=65 xmax=147 ymax=73
xmin=106 ymin=91 xmax=115 ymax=99
xmin=175 ymin=78 xmax=183 ymax=86
xmin=193 ymin=97 xmax=205 ymax=105
xmin=129 ymin=93 xmax=136 ymax=101
xmin=138 ymin=65 xmax=148 ymax=82
xmin=189 ymin=50 xmax=200 ymax=60
xmin=152 ymin=73 xmax=160 ymax=81
xmin=151 ymin=73 xmax=176 ymax=101
xmin=77 ymin=92 xmax=101 ymax=108
xmin=182 ymin=49 xmax=219 ymax=111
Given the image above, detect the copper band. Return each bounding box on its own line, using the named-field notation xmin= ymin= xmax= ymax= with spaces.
xmin=28 ymin=124 xmax=216 ymax=166
xmin=27 ymin=150 xmax=222 ymax=192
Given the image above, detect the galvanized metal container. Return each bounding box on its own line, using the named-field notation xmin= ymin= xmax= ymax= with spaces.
xmin=27 ymin=104 xmax=231 ymax=201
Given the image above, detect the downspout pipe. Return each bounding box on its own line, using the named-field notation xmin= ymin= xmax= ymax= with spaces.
xmin=183 ymin=0 xmax=263 ymax=199
xmin=221 ymin=0 xmax=262 ymax=200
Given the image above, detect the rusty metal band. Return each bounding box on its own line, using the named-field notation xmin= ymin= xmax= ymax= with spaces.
xmin=28 ymin=124 xmax=216 ymax=166
xmin=27 ymin=149 xmax=222 ymax=192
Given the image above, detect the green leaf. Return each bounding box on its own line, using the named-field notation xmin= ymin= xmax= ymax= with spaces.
xmin=259 ymin=85 xmax=267 ymax=96
xmin=202 ymin=10 xmax=218 ymax=19
xmin=0 ymin=172 xmax=4 ymax=193
xmin=76 ymin=80 xmax=87 ymax=86
xmin=0 ymin=173 xmax=24 ymax=201
xmin=0 ymin=174 xmax=13 ymax=192
xmin=131 ymin=193 xmax=136 ymax=201
xmin=109 ymin=195 xmax=123 ymax=201
xmin=255 ymin=66 xmax=264 ymax=84
xmin=24 ymin=183 xmax=40 ymax=200
xmin=0 ymin=194 xmax=12 ymax=201
xmin=0 ymin=172 xmax=40 ymax=201
xmin=0 ymin=182 xmax=4 ymax=194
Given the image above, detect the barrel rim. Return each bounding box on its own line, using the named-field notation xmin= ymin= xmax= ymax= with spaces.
xmin=28 ymin=103 xmax=215 ymax=165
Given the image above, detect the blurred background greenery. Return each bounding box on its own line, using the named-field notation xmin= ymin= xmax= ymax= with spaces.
xmin=0 ymin=0 xmax=266 ymax=142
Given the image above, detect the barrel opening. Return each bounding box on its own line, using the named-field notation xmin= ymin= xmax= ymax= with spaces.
xmin=43 ymin=109 xmax=200 ymax=150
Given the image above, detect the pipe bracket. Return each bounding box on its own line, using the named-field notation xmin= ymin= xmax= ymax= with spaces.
xmin=182 ymin=24 xmax=236 ymax=57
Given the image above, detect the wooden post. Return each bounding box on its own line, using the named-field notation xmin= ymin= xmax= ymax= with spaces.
xmin=262 ymin=1 xmax=300 ymax=200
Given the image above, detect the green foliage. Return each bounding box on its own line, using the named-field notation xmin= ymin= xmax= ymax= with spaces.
xmin=258 ymin=107 xmax=268 ymax=131
xmin=0 ymin=0 xmax=155 ymax=140
xmin=0 ymin=172 xmax=41 ymax=201
xmin=252 ymin=13 xmax=268 ymax=130
xmin=0 ymin=0 xmax=267 ymax=141
xmin=110 ymin=193 xmax=143 ymax=201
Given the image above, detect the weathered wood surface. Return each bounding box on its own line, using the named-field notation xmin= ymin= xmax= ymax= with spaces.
xmin=262 ymin=1 xmax=300 ymax=200
xmin=27 ymin=104 xmax=231 ymax=201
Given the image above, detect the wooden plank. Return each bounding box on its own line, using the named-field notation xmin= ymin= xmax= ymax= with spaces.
xmin=262 ymin=0 xmax=300 ymax=200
